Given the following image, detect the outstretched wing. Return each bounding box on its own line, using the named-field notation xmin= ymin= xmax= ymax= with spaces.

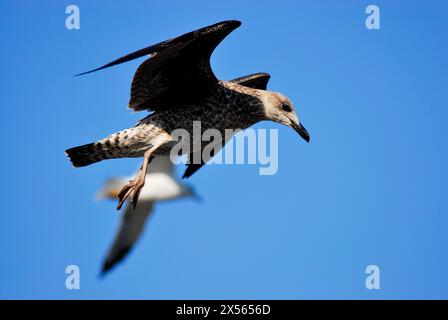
xmin=101 ymin=201 xmax=154 ymax=275
xmin=77 ymin=20 xmax=242 ymax=112
xmin=182 ymin=72 xmax=271 ymax=179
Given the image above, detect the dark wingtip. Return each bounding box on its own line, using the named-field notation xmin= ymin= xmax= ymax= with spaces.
xmin=221 ymin=20 xmax=242 ymax=31
xmin=261 ymin=72 xmax=271 ymax=79
xmin=74 ymin=64 xmax=113 ymax=77
xmin=101 ymin=263 xmax=111 ymax=276
xmin=98 ymin=258 xmax=118 ymax=279
xmin=205 ymin=20 xmax=241 ymax=34
xmin=99 ymin=246 xmax=132 ymax=277
xmin=227 ymin=20 xmax=242 ymax=27
xmin=98 ymin=264 xmax=111 ymax=279
xmin=182 ymin=169 xmax=194 ymax=179
xmin=74 ymin=48 xmax=150 ymax=76
xmin=74 ymin=69 xmax=98 ymax=77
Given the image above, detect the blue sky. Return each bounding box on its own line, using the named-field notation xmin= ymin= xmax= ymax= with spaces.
xmin=0 ymin=0 xmax=447 ymax=299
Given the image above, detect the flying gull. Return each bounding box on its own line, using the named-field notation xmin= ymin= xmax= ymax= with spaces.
xmin=66 ymin=20 xmax=310 ymax=210
xmin=97 ymin=156 xmax=198 ymax=275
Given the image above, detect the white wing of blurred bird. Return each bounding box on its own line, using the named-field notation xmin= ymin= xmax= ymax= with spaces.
xmin=97 ymin=155 xmax=199 ymax=275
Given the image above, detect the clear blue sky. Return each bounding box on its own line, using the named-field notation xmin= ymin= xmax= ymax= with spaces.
xmin=0 ymin=0 xmax=447 ymax=299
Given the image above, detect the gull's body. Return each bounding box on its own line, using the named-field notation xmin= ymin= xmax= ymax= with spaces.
xmin=98 ymin=156 xmax=196 ymax=275
xmin=66 ymin=20 xmax=310 ymax=210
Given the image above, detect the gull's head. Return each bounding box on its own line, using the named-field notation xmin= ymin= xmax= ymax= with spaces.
xmin=261 ymin=91 xmax=310 ymax=143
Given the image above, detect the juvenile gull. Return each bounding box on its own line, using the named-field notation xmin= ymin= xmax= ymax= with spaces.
xmin=66 ymin=20 xmax=310 ymax=210
xmin=98 ymin=156 xmax=198 ymax=275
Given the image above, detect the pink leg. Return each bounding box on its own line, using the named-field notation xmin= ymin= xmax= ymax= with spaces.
xmin=116 ymin=149 xmax=154 ymax=210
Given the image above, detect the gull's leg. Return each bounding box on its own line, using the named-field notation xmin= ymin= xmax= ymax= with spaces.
xmin=116 ymin=148 xmax=154 ymax=210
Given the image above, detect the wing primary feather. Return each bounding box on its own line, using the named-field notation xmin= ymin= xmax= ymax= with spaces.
xmin=75 ymin=44 xmax=163 ymax=76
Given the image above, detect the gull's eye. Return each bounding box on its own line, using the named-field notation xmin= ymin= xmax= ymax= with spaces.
xmin=282 ymin=103 xmax=292 ymax=112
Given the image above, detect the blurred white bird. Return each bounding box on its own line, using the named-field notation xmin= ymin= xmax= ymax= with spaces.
xmin=97 ymin=155 xmax=199 ymax=275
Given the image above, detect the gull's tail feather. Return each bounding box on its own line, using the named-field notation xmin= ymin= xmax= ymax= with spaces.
xmin=65 ymin=142 xmax=108 ymax=167
xmin=66 ymin=127 xmax=151 ymax=168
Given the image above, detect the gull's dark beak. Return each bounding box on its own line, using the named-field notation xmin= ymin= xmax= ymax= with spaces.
xmin=291 ymin=121 xmax=310 ymax=143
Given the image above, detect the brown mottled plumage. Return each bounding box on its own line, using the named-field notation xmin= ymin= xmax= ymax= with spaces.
xmin=66 ymin=20 xmax=310 ymax=209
